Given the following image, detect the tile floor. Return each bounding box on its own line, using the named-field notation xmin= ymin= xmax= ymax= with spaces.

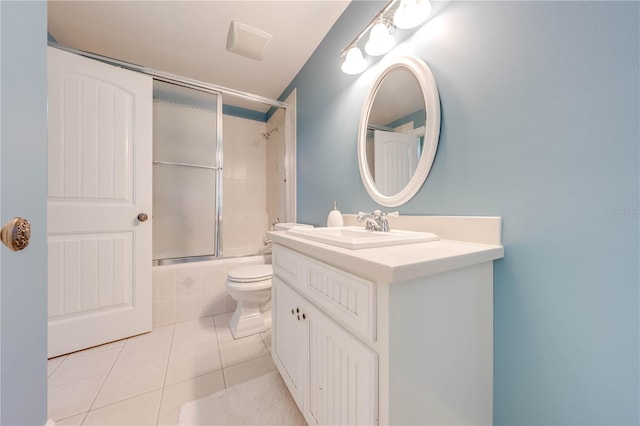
xmin=47 ymin=312 xmax=276 ymax=425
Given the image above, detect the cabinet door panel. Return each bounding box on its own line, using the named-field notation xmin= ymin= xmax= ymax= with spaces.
xmin=308 ymin=303 xmax=378 ymax=425
xmin=272 ymin=276 xmax=307 ymax=406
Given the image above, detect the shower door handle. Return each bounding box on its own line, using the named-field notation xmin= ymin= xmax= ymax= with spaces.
xmin=137 ymin=213 xmax=149 ymax=222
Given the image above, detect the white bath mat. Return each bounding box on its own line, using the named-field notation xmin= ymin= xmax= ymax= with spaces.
xmin=177 ymin=371 xmax=306 ymax=425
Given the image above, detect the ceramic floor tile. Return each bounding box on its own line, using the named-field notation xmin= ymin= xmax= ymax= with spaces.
xmin=165 ymin=346 xmax=222 ymax=386
xmin=83 ymin=389 xmax=162 ymax=425
xmin=213 ymin=312 xmax=235 ymax=343
xmin=50 ymin=314 xmax=277 ymax=425
xmin=47 ymin=356 xmax=66 ymax=377
xmin=170 ymin=326 xmax=218 ymax=356
xmin=112 ymin=336 xmax=172 ymax=371
xmin=48 ymin=375 xmax=104 ymax=421
xmin=223 ymin=354 xmax=277 ymax=388
xmin=48 ymin=348 xmax=120 ymax=388
xmin=93 ymin=357 xmax=167 ymax=409
xmin=213 ymin=312 xmax=233 ymax=326
xmin=173 ymin=316 xmax=215 ymax=335
xmin=54 ymin=413 xmax=86 ymax=425
xmin=66 ymin=339 xmax=125 ymax=359
xmin=125 ymin=324 xmax=175 ymax=345
xmin=157 ymin=370 xmax=225 ymax=426
xmin=219 ymin=334 xmax=268 ymax=368
xmin=260 ymin=329 xmax=272 ymax=353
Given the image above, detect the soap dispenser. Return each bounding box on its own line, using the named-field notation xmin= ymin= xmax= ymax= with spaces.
xmin=327 ymin=201 xmax=344 ymax=227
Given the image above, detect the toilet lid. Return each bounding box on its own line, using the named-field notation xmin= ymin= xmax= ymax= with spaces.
xmin=228 ymin=265 xmax=273 ymax=283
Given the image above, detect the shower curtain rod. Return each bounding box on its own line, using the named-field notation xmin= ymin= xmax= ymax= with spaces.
xmin=48 ymin=42 xmax=289 ymax=110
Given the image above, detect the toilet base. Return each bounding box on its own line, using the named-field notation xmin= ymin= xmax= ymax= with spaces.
xmin=229 ymin=305 xmax=272 ymax=339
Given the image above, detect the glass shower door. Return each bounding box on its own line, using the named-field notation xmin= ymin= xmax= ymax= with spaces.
xmin=152 ymin=81 xmax=221 ymax=261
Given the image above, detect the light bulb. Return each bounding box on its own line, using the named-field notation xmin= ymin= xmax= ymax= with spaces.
xmin=393 ymin=0 xmax=431 ymax=29
xmin=365 ymin=22 xmax=395 ymax=56
xmin=341 ymin=47 xmax=367 ymax=75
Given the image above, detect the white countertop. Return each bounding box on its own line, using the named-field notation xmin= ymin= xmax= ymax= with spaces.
xmin=267 ymin=230 xmax=504 ymax=283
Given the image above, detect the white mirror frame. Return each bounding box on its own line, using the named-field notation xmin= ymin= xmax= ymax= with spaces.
xmin=357 ymin=56 xmax=441 ymax=207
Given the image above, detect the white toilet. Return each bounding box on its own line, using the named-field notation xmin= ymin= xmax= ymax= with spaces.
xmin=225 ymin=264 xmax=273 ymax=339
xmin=225 ymin=222 xmax=312 ymax=339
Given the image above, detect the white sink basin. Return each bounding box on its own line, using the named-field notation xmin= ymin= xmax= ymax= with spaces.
xmin=285 ymin=226 xmax=439 ymax=249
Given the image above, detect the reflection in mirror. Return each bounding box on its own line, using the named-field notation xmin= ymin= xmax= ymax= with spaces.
xmin=358 ymin=56 xmax=440 ymax=207
xmin=365 ymin=67 xmax=426 ymax=196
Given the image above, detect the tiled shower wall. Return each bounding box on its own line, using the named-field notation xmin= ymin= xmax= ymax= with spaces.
xmin=223 ymin=114 xmax=269 ymax=257
xmin=152 ymin=255 xmax=271 ymax=327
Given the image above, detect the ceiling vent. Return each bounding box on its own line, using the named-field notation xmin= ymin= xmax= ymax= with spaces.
xmin=226 ymin=21 xmax=272 ymax=61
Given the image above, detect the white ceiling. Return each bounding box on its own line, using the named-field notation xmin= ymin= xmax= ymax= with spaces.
xmin=48 ymin=1 xmax=351 ymax=112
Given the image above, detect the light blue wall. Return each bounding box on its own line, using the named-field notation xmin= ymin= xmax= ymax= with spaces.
xmin=282 ymin=1 xmax=639 ymax=424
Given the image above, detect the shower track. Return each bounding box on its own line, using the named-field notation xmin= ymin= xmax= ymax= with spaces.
xmin=48 ymin=42 xmax=288 ymax=110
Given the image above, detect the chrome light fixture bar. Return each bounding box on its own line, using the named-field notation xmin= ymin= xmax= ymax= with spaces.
xmin=340 ymin=0 xmax=431 ymax=75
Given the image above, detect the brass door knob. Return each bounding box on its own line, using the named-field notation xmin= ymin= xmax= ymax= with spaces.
xmin=1 ymin=217 xmax=31 ymax=252
xmin=137 ymin=213 xmax=149 ymax=222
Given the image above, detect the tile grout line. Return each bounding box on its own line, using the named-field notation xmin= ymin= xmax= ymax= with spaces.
xmin=213 ymin=314 xmax=229 ymax=389
xmin=80 ymin=342 xmax=127 ymax=424
xmin=76 ymin=389 xmax=162 ymax=424
xmin=155 ymin=324 xmax=177 ymax=425
xmin=75 ymin=328 xmax=173 ymax=422
xmin=47 ymin=355 xmax=67 ymax=378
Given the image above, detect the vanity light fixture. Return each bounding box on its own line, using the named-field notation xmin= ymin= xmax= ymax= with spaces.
xmin=365 ymin=21 xmax=395 ymax=56
xmin=341 ymin=46 xmax=368 ymax=75
xmin=340 ymin=0 xmax=431 ymax=74
xmin=393 ymin=0 xmax=432 ymax=29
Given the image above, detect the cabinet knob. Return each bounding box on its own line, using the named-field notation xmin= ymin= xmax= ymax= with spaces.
xmin=291 ymin=308 xmax=294 ymax=315
xmin=296 ymin=307 xmax=300 ymax=313
xmin=302 ymin=313 xmax=306 ymax=320
xmin=297 ymin=314 xmax=300 ymax=321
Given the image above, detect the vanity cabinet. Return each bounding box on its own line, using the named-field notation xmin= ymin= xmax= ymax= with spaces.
xmin=270 ymin=221 xmax=504 ymax=426
xmin=272 ymin=246 xmax=378 ymax=425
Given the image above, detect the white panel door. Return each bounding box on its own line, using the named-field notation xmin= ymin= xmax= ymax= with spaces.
xmin=47 ymin=47 xmax=153 ymax=357
xmin=373 ymin=129 xmax=420 ymax=196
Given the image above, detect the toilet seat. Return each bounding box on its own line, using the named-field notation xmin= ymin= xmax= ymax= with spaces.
xmin=227 ymin=265 xmax=273 ymax=283
xmin=226 ymin=278 xmax=271 ymax=291
xmin=226 ymin=265 xmax=273 ymax=292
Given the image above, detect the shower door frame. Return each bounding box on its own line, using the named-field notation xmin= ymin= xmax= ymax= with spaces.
xmin=152 ymin=81 xmax=224 ymax=264
xmin=49 ymin=42 xmax=296 ymax=265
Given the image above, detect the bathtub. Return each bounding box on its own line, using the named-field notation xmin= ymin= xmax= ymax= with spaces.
xmin=152 ymin=254 xmax=271 ymax=327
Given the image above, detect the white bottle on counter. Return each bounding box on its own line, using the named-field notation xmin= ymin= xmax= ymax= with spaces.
xmin=327 ymin=201 xmax=344 ymax=227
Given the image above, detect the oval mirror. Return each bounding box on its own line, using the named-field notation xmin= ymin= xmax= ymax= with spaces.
xmin=357 ymin=56 xmax=441 ymax=207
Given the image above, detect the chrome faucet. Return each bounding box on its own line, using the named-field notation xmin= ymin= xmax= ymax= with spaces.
xmin=356 ymin=210 xmax=399 ymax=232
